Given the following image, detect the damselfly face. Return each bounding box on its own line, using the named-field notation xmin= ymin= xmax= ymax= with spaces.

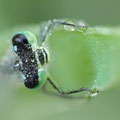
xmin=11 ymin=20 xmax=97 ymax=96
xmin=12 ymin=31 xmax=49 ymax=89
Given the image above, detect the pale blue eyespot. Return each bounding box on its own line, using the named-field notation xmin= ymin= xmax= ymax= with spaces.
xmin=21 ymin=74 xmax=26 ymax=80
xmin=13 ymin=45 xmax=18 ymax=52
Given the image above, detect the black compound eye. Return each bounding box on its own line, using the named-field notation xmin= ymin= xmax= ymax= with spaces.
xmin=24 ymin=74 xmax=39 ymax=89
xmin=24 ymin=80 xmax=39 ymax=89
xmin=12 ymin=34 xmax=28 ymax=45
xmin=12 ymin=34 xmax=29 ymax=53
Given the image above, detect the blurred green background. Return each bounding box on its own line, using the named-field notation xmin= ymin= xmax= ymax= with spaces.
xmin=0 ymin=0 xmax=120 ymax=31
xmin=0 ymin=0 xmax=120 ymax=120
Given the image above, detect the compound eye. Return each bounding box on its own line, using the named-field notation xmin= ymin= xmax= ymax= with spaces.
xmin=12 ymin=34 xmax=29 ymax=52
xmin=24 ymin=74 xmax=39 ymax=89
xmin=12 ymin=34 xmax=28 ymax=45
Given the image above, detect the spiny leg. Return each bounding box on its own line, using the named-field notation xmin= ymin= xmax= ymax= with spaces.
xmin=41 ymin=20 xmax=87 ymax=43
xmin=47 ymin=77 xmax=97 ymax=95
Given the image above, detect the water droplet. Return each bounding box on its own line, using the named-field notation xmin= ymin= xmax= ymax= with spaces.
xmin=78 ymin=21 xmax=86 ymax=27
xmin=64 ymin=25 xmax=75 ymax=31
xmin=90 ymin=92 xmax=98 ymax=97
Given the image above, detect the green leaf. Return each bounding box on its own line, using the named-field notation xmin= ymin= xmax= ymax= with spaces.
xmin=45 ymin=23 xmax=120 ymax=95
